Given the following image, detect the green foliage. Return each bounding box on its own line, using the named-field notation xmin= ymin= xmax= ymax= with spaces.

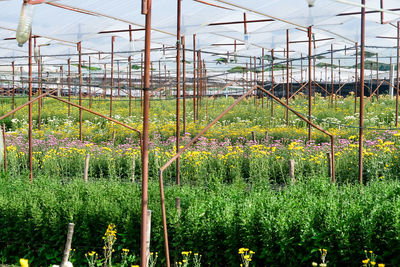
xmin=0 ymin=176 xmax=399 ymax=266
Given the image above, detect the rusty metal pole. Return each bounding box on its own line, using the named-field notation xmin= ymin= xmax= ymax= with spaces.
xmin=182 ymin=36 xmax=186 ymax=134
xmin=355 ymin=43 xmax=358 ymax=113
xmin=77 ymin=42 xmax=83 ymax=142
xmin=110 ymin=36 xmax=115 ymax=118
xmin=89 ymin=57 xmax=92 ymax=109
xmin=193 ymin=34 xmax=196 ymax=122
xmin=271 ymin=49 xmax=274 ymax=117
xmin=313 ymin=57 xmax=316 ymax=105
xmin=301 ymin=53 xmax=303 ymax=84
xmin=68 ymin=59 xmax=71 ymax=116
xmin=60 ymin=65 xmax=63 ymax=98
xmin=141 ymin=53 xmax=144 ymax=111
xmin=151 ymin=62 xmax=154 ymax=90
xmin=141 ymin=0 xmax=155 ymax=266
xmin=118 ymin=60 xmax=121 ymax=97
xmin=103 ymin=64 xmax=107 ymax=99
xmin=12 ymin=62 xmax=15 ymax=114
xmin=336 ymin=59 xmax=340 ymax=108
xmin=254 ymin=56 xmax=257 ymax=107
xmin=176 ymin=0 xmax=182 ymax=186
xmin=196 ymin=50 xmax=201 ymax=120
xmin=28 ymin=33 xmax=33 ymax=182
xmin=396 ymin=21 xmax=400 ymax=127
xmin=331 ymin=44 xmax=334 ymax=106
xmin=308 ymin=26 xmax=312 ymax=141
xmin=286 ymin=29 xmax=290 ymax=126
xmin=376 ymin=53 xmax=379 ymax=99
xmin=262 ymin=48 xmax=264 ymax=108
xmin=37 ymin=43 xmax=42 ymax=131
xmin=325 ymin=64 xmax=328 ymax=97
xmin=129 ymin=56 xmax=132 ymax=116
xmin=359 ymin=0 xmax=366 ymax=183
xmin=159 ymin=60 xmax=161 ymax=99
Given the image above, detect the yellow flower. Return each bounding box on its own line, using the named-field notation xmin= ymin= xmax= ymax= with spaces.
xmin=362 ymin=259 xmax=370 ymax=264
xmin=312 ymin=263 xmax=318 ymax=267
xmin=371 ymin=262 xmax=376 ymax=266
xmin=378 ymin=264 xmax=385 ymax=267
xmin=20 ymin=258 xmax=29 ymax=267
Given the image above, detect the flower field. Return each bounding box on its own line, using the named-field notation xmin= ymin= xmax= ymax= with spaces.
xmin=0 ymin=95 xmax=400 ymax=266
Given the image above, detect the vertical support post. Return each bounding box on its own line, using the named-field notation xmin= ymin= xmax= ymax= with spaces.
xmin=182 ymin=36 xmax=186 ymax=134
xmin=286 ymin=29 xmax=290 ymax=126
xmin=110 ymin=36 xmax=115 ymax=118
xmin=129 ymin=56 xmax=132 ymax=116
xmin=37 ymin=44 xmax=41 ymax=131
xmin=359 ymin=0 xmax=366 ymax=184
xmin=151 ymin=62 xmax=154 ymax=90
xmin=396 ymin=21 xmax=400 ymax=127
xmin=325 ymin=63 xmax=328 ymax=97
xmin=262 ymin=48 xmax=264 ymax=108
xmin=193 ymin=34 xmax=196 ymax=122
xmin=331 ymin=44 xmax=334 ymax=106
xmin=77 ymin=42 xmax=83 ymax=142
xmin=355 ymin=43 xmax=358 ymax=113
xmin=289 ymin=159 xmax=295 ymax=183
xmin=89 ymin=57 xmax=92 ymax=108
xmin=117 ymin=60 xmax=120 ymax=97
xmin=336 ymin=59 xmax=340 ymax=107
xmin=146 ymin=210 xmax=152 ymax=267
xmin=313 ymin=56 xmax=316 ymax=104
xmin=376 ymin=53 xmax=379 ymax=99
xmin=60 ymin=223 xmax=75 ymax=267
xmin=84 ymin=154 xmax=90 ymax=182
xmin=103 ymin=64 xmax=107 ymax=99
xmin=246 ymin=62 xmax=249 ymax=91
xmin=141 ymin=0 xmax=155 ymax=266
xmin=308 ymin=26 xmax=312 ymax=141
xmin=176 ymin=0 xmax=182 ymax=186
xmin=60 ymin=66 xmax=63 ymax=98
xmin=390 ymin=57 xmax=394 ymax=99
xmin=199 ymin=55 xmax=202 ymax=108
xmin=12 ymin=62 xmax=15 ymax=113
xmin=301 ymin=53 xmax=303 ymax=84
xmin=28 ymin=33 xmax=33 ymax=182
xmin=68 ymin=59 xmax=71 ymax=116
xmin=271 ymin=49 xmax=274 ymax=117
xmin=141 ymin=53 xmax=144 ymax=110
xmin=159 ymin=60 xmax=161 ymax=99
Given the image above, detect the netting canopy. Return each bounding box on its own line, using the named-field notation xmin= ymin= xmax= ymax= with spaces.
xmin=0 ymin=0 xmax=399 ymax=72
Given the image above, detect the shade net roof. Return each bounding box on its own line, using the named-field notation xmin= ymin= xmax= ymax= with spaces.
xmin=0 ymin=0 xmax=399 ymax=77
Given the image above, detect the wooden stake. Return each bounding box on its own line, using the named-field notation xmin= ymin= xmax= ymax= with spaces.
xmin=289 ymin=159 xmax=295 ymax=183
xmin=60 ymin=223 xmax=75 ymax=267
xmin=146 ymin=210 xmax=152 ymax=267
xmin=84 ymin=154 xmax=90 ymax=182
